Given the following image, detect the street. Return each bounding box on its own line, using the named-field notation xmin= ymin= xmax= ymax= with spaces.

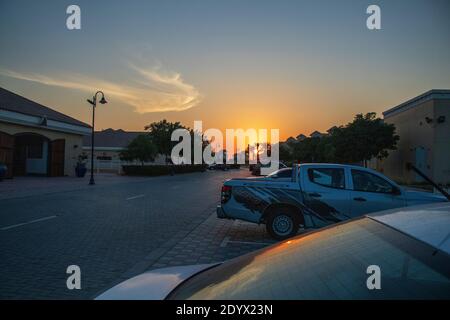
xmin=0 ymin=169 xmax=276 ymax=299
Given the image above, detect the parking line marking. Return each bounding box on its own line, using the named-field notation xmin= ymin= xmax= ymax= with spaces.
xmin=1 ymin=215 xmax=57 ymax=231
xmin=126 ymin=194 xmax=145 ymax=201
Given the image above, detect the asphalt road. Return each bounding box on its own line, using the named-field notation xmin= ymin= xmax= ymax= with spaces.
xmin=0 ymin=169 xmax=249 ymax=299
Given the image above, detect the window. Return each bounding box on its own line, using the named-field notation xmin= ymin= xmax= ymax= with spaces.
xmin=168 ymin=218 xmax=450 ymax=300
xmin=308 ymin=168 xmax=345 ymax=189
xmin=352 ymin=170 xmax=394 ymax=193
xmin=97 ymin=156 xmax=112 ymax=161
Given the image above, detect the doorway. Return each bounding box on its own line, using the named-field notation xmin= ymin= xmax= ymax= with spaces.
xmin=14 ymin=133 xmax=50 ymax=176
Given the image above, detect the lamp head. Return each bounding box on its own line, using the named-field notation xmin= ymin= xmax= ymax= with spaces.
xmin=99 ymin=96 xmax=107 ymax=104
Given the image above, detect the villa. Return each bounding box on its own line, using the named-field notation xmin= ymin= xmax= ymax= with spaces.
xmin=0 ymin=87 xmax=90 ymax=178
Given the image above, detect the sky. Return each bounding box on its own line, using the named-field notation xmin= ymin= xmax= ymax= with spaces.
xmin=1 ymin=0 xmax=449 ymax=141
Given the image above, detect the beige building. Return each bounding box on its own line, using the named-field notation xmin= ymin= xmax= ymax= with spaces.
xmin=82 ymin=128 xmax=143 ymax=162
xmin=372 ymin=90 xmax=450 ymax=185
xmin=82 ymin=128 xmax=166 ymax=173
xmin=0 ymin=87 xmax=90 ymax=178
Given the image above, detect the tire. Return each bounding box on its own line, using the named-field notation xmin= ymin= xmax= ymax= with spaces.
xmin=266 ymin=208 xmax=300 ymax=240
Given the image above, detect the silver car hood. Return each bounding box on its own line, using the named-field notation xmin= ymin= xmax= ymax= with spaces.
xmin=95 ymin=264 xmax=216 ymax=300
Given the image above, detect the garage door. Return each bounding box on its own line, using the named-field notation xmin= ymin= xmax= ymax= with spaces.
xmin=50 ymin=139 xmax=65 ymax=177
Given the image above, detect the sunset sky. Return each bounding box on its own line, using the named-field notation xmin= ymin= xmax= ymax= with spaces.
xmin=1 ymin=0 xmax=449 ymax=141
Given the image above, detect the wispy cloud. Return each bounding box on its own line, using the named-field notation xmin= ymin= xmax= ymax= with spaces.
xmin=0 ymin=65 xmax=202 ymax=113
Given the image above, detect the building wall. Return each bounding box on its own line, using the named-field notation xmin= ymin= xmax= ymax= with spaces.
xmin=432 ymin=100 xmax=450 ymax=184
xmin=376 ymin=98 xmax=450 ymax=185
xmin=84 ymin=149 xmax=122 ymax=161
xmin=81 ymin=148 xmax=167 ymax=173
xmin=83 ymin=149 xmax=167 ymax=164
xmin=0 ymin=122 xmax=84 ymax=176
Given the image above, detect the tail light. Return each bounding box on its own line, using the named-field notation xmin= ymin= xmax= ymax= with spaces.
xmin=221 ymin=185 xmax=232 ymax=203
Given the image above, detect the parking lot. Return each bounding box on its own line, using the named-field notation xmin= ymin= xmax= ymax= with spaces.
xmin=0 ymin=169 xmax=279 ymax=299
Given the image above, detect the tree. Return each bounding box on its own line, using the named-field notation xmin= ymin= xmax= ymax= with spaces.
xmin=144 ymin=120 xmax=212 ymax=164
xmin=120 ymin=134 xmax=157 ymax=165
xmin=315 ymin=136 xmax=336 ymax=162
xmin=145 ymin=120 xmax=186 ymax=163
xmin=292 ymin=137 xmax=325 ymax=162
xmin=289 ymin=112 xmax=399 ymax=165
xmin=279 ymin=143 xmax=293 ymax=162
xmin=331 ymin=112 xmax=399 ymax=164
xmin=190 ymin=129 xmax=211 ymax=164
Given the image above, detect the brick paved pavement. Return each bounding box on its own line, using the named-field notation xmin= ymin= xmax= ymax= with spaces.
xmin=0 ymin=174 xmax=155 ymax=200
xmin=0 ymin=168 xmax=293 ymax=300
xmin=147 ymin=214 xmax=277 ymax=270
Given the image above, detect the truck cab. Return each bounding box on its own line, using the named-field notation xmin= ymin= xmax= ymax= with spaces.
xmin=300 ymin=164 xmax=406 ymax=219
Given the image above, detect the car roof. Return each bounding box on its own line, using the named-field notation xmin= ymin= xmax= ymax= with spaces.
xmin=368 ymin=203 xmax=450 ymax=254
xmin=298 ymin=163 xmax=376 ymax=171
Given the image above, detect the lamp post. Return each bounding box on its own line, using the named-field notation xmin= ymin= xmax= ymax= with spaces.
xmin=87 ymin=91 xmax=107 ymax=185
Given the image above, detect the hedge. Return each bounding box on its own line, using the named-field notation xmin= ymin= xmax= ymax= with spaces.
xmin=122 ymin=164 xmax=207 ymax=176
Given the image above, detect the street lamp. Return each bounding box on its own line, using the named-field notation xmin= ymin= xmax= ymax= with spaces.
xmin=87 ymin=91 xmax=107 ymax=185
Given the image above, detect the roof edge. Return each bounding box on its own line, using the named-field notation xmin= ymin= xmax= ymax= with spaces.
xmin=383 ymin=89 xmax=450 ymax=118
xmin=0 ymin=87 xmax=91 ymax=128
xmin=0 ymin=109 xmax=91 ymax=136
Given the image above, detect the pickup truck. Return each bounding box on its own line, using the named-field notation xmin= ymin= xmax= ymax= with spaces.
xmin=217 ymin=163 xmax=448 ymax=239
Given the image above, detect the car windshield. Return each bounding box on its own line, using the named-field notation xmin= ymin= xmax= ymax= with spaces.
xmin=168 ymin=218 xmax=450 ymax=299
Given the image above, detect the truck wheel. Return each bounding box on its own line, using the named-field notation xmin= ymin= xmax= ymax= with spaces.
xmin=266 ymin=209 xmax=300 ymax=240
